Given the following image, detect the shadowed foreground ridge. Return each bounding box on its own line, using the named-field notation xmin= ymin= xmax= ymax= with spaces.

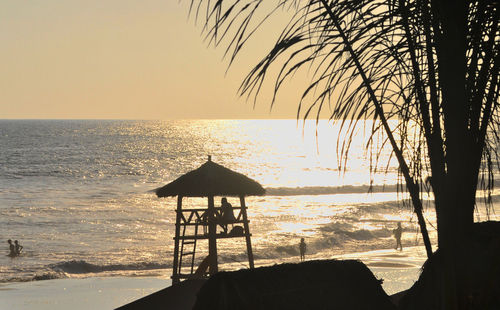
xmin=193 ymin=259 xmax=397 ymax=310
xmin=116 ymin=279 xmax=206 ymax=310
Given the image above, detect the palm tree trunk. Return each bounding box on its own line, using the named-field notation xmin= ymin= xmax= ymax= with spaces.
xmin=432 ymin=1 xmax=475 ymax=308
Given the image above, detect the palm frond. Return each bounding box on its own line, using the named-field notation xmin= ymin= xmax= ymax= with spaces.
xmin=184 ymin=0 xmax=500 ymax=254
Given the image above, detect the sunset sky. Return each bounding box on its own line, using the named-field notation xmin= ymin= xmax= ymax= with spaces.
xmin=1 ymin=1 xmax=302 ymax=119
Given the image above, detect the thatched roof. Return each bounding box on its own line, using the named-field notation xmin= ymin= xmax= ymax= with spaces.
xmin=155 ymin=158 xmax=265 ymax=197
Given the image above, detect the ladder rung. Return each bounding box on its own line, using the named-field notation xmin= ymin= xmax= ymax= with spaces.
xmin=181 ymin=251 xmax=195 ymax=256
xmin=182 ymin=241 xmax=196 ymax=245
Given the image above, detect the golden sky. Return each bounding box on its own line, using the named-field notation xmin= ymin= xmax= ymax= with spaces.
xmin=0 ymin=1 xmax=305 ymax=119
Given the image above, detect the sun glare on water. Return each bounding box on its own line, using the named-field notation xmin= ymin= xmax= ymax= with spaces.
xmin=191 ymin=119 xmax=401 ymax=190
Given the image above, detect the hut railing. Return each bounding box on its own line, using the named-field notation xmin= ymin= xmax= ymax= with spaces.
xmin=174 ymin=206 xmax=250 ymax=240
xmin=175 ymin=207 xmax=247 ymax=226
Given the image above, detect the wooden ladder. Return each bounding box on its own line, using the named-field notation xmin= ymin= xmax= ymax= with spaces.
xmin=178 ymin=220 xmax=200 ymax=276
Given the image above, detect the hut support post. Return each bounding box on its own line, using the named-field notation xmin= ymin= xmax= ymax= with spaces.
xmin=240 ymin=196 xmax=255 ymax=269
xmin=208 ymin=195 xmax=218 ymax=275
xmin=172 ymin=195 xmax=183 ymax=285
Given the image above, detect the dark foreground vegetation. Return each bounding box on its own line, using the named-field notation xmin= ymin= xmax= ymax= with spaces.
xmin=400 ymin=221 xmax=500 ymax=309
xmin=194 ymin=259 xmax=396 ymax=310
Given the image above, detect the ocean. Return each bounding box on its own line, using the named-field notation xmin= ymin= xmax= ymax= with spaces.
xmin=0 ymin=119 xmax=497 ymax=283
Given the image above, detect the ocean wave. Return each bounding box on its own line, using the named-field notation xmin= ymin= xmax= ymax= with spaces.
xmin=0 ymin=173 xmax=24 ymax=180
xmin=265 ymin=185 xmax=399 ymax=196
xmin=265 ymin=185 xmax=500 ymax=198
xmin=319 ymin=223 xmax=392 ymax=238
xmin=4 ymin=170 xmax=68 ymax=178
xmin=0 ymin=271 xmax=68 ymax=283
xmin=48 ymin=260 xmax=170 ymax=275
xmin=275 ymin=245 xmax=300 ymax=256
xmin=0 ymin=261 xmax=172 ymax=283
xmin=32 ymin=271 xmax=69 ymax=281
xmin=250 ymin=226 xmax=396 ymax=261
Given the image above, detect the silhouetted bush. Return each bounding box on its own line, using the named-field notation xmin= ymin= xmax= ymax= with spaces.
xmin=193 ymin=259 xmax=396 ymax=310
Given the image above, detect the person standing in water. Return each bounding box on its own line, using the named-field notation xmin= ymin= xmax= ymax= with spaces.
xmin=7 ymin=239 xmax=16 ymax=257
xmin=393 ymin=222 xmax=403 ymax=251
xmin=299 ymin=238 xmax=307 ymax=261
xmin=14 ymin=240 xmax=23 ymax=255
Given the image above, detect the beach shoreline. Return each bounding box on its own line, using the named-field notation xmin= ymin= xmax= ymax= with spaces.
xmin=0 ymin=276 xmax=170 ymax=310
xmin=0 ymin=246 xmax=427 ymax=310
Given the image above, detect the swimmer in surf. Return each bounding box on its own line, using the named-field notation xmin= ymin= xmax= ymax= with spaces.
xmin=7 ymin=239 xmax=17 ymax=257
xmin=14 ymin=240 xmax=23 ymax=255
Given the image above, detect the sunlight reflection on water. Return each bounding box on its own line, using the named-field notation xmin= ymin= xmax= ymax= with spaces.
xmin=0 ymin=119 xmax=497 ymax=282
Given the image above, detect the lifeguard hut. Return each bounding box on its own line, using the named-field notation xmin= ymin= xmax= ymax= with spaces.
xmin=155 ymin=156 xmax=265 ymax=284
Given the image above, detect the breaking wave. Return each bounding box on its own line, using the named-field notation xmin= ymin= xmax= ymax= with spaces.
xmin=48 ymin=260 xmax=170 ymax=275
xmin=265 ymin=185 xmax=399 ymax=196
xmin=0 ymin=261 xmax=172 ymax=283
xmin=0 ymin=271 xmax=69 ymax=283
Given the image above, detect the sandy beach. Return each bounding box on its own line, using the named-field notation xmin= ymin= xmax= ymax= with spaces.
xmin=0 ymin=246 xmax=427 ymax=310
xmin=343 ymin=246 xmax=427 ymax=295
xmin=0 ymin=277 xmax=169 ymax=310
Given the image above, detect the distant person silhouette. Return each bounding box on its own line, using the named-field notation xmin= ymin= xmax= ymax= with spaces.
xmin=7 ymin=239 xmax=16 ymax=257
xmin=393 ymin=222 xmax=403 ymax=251
xmin=299 ymin=238 xmax=307 ymax=261
xmin=14 ymin=240 xmax=23 ymax=255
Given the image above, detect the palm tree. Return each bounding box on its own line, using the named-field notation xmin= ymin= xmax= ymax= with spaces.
xmin=186 ymin=0 xmax=500 ymax=308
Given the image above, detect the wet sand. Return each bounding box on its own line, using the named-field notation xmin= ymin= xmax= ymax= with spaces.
xmin=0 ymin=277 xmax=169 ymax=310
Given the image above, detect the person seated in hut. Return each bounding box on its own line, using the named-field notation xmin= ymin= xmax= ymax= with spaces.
xmin=219 ymin=197 xmax=236 ymax=232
